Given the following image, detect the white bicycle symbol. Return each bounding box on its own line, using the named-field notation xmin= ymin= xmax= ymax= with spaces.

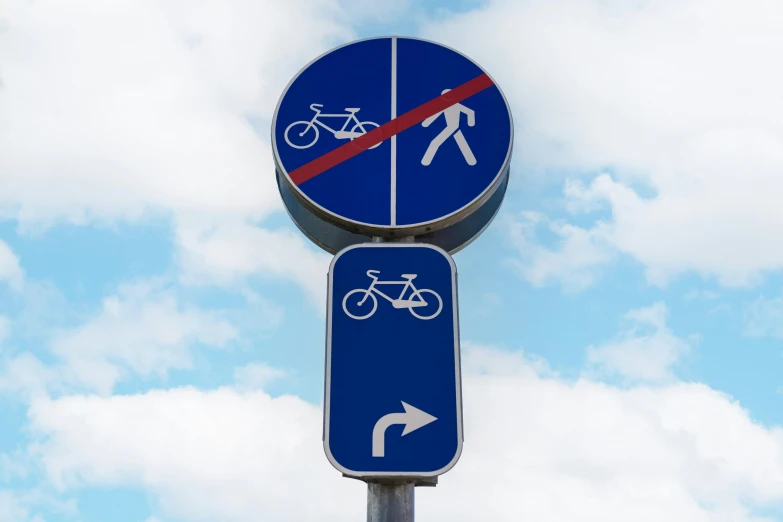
xmin=342 ymin=270 xmax=443 ymax=321
xmin=284 ymin=104 xmax=381 ymax=150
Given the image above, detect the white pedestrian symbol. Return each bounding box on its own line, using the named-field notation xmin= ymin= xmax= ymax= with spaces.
xmin=421 ymin=88 xmax=476 ymax=166
xmin=284 ymin=104 xmax=380 ymax=150
xmin=342 ymin=270 xmax=443 ymax=320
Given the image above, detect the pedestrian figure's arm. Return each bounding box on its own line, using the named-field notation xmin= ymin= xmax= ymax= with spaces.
xmin=461 ymin=106 xmax=475 ymax=127
xmin=422 ymin=112 xmax=441 ymax=128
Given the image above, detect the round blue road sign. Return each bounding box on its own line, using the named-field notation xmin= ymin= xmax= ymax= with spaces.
xmin=272 ymin=37 xmax=513 ymax=240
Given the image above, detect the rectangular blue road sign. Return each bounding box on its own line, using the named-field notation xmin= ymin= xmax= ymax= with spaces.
xmin=324 ymin=243 xmax=463 ymax=478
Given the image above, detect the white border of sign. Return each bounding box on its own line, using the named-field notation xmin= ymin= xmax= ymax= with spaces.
xmin=322 ymin=242 xmax=463 ymax=478
xmin=271 ymin=35 xmax=514 ymax=238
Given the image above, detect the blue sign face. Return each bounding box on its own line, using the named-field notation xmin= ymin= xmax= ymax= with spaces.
xmin=324 ymin=243 xmax=462 ymax=477
xmin=272 ymin=37 xmax=512 ymax=232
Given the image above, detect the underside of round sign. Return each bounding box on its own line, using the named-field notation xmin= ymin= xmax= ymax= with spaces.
xmin=271 ymin=36 xmax=513 ymax=249
xmin=276 ymin=166 xmax=508 ymax=254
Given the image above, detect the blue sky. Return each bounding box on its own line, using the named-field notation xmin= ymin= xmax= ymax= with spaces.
xmin=2 ymin=1 xmax=783 ymax=521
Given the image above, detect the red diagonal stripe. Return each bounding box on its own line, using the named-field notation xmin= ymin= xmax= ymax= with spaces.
xmin=288 ymin=73 xmax=494 ymax=186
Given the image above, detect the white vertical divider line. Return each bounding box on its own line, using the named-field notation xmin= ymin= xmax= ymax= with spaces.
xmin=390 ymin=37 xmax=397 ymax=227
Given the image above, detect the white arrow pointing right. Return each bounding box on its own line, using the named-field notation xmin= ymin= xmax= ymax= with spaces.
xmin=372 ymin=401 xmax=438 ymax=457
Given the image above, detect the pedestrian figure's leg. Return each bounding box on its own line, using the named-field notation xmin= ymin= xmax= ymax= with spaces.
xmin=421 ymin=127 xmax=456 ymax=166
xmin=453 ymin=130 xmax=476 ymax=166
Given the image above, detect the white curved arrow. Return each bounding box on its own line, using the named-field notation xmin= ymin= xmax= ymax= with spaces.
xmin=372 ymin=401 xmax=437 ymax=457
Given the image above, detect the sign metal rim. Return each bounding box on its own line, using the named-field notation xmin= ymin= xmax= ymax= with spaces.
xmin=322 ymin=242 xmax=463 ymax=478
xmin=271 ymin=35 xmax=514 ymax=237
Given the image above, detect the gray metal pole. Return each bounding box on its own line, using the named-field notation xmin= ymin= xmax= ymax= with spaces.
xmin=367 ymin=234 xmax=417 ymax=522
xmin=367 ymin=482 xmax=415 ymax=522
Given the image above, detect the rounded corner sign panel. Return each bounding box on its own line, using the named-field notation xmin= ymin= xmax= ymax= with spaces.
xmin=272 ymin=36 xmax=513 ymax=230
xmin=323 ymin=243 xmax=462 ymax=477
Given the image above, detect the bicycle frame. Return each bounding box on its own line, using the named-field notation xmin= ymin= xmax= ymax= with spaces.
xmin=358 ymin=279 xmax=422 ymax=306
xmin=306 ymin=109 xmax=360 ymax=135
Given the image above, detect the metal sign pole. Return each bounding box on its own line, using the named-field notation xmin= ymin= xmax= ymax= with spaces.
xmin=367 ymin=481 xmax=414 ymax=522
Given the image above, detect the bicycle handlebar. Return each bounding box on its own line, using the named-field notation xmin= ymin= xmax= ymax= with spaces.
xmin=310 ymin=103 xmax=323 ymax=112
xmin=366 ymin=270 xmax=380 ymax=278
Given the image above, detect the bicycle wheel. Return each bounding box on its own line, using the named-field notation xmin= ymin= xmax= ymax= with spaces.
xmin=342 ymin=289 xmax=378 ymax=320
xmin=408 ymin=289 xmax=443 ymax=320
xmin=284 ymin=121 xmax=319 ymax=149
xmin=351 ymin=121 xmax=381 ymax=149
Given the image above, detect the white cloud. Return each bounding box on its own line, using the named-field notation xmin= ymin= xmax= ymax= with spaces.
xmin=0 ymin=0 xmax=349 ymax=302
xmin=229 ymin=289 xmax=286 ymax=332
xmin=27 ymin=387 xmax=363 ymax=522
xmin=175 ymin=219 xmax=331 ymax=311
xmin=587 ymin=302 xmax=692 ymax=382
xmin=25 ymin=345 xmax=783 ymax=522
xmin=425 ymin=345 xmax=783 ymax=522
xmin=0 ymin=0 xmax=351 ymax=228
xmin=338 ymin=0 xmax=412 ymax=23
xmin=0 ymin=487 xmax=70 ymax=522
xmin=425 ymin=0 xmax=783 ymax=287
xmin=743 ymin=295 xmax=783 ymax=340
xmin=0 ymin=280 xmax=239 ymax=396
xmin=0 ymin=353 xmax=58 ymax=400
xmin=685 ymin=289 xmax=721 ymax=301
xmin=0 ymin=316 xmax=10 ymax=346
xmin=0 ymin=452 xmax=31 ymax=483
xmin=49 ymin=280 xmax=237 ymax=394
xmin=0 ymin=240 xmax=24 ymax=292
xmin=0 ymin=491 xmax=28 ymax=522
xmin=233 ymin=362 xmax=287 ymax=391
xmin=503 ymin=211 xmax=613 ymax=291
